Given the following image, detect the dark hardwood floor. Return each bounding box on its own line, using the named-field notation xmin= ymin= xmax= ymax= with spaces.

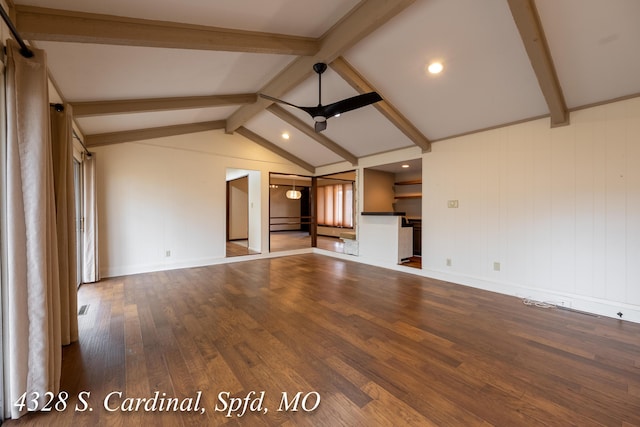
xmin=6 ymin=254 xmax=640 ymax=426
xmin=226 ymin=240 xmax=260 ymax=257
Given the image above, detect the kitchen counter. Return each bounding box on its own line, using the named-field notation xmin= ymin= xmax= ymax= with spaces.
xmin=358 ymin=212 xmax=413 ymax=264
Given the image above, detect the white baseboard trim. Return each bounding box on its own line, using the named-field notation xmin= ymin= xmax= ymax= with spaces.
xmin=100 ymin=248 xmax=314 ymax=278
xmin=314 ymin=249 xmax=640 ymax=324
xmin=422 ymin=268 xmax=640 ymax=324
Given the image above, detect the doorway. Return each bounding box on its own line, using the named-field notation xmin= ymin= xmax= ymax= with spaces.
xmin=269 ymin=173 xmax=315 ymax=252
xmin=225 ymin=169 xmax=261 ymax=257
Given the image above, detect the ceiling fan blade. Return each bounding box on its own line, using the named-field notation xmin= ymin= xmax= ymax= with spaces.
xmin=322 ymin=92 xmax=382 ymax=118
xmin=315 ymin=120 xmax=327 ymax=133
xmin=260 ymin=93 xmax=323 ymax=121
xmin=259 ymin=93 xmax=303 ymax=110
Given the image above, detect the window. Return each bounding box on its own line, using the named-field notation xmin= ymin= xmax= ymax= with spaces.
xmin=73 ymin=158 xmax=83 ymax=287
xmin=317 ymin=183 xmax=353 ymax=228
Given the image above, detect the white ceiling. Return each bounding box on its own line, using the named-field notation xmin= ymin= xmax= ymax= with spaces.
xmin=37 ymin=42 xmax=295 ymax=100
xmin=15 ymin=0 xmax=640 ymax=169
xmin=246 ymin=111 xmax=344 ymax=166
xmin=535 ymin=0 xmax=640 ymax=108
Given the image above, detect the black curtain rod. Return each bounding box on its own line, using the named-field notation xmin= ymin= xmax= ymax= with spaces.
xmin=73 ymin=131 xmax=92 ymax=158
xmin=0 ymin=4 xmax=34 ymax=58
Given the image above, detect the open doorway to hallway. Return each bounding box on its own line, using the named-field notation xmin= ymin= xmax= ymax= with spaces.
xmin=226 ymin=169 xmax=261 ymax=257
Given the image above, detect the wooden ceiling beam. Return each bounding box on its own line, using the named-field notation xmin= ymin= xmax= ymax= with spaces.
xmin=507 ymin=0 xmax=569 ymax=127
xmin=14 ymin=6 xmax=319 ymax=55
xmin=267 ymin=104 xmax=358 ymax=166
xmin=236 ymin=127 xmax=315 ymax=173
xmin=72 ymin=94 xmax=257 ymax=117
xmin=85 ymin=120 xmax=226 ymax=147
xmin=226 ymin=0 xmax=417 ymax=133
xmin=330 ymin=56 xmax=431 ymax=153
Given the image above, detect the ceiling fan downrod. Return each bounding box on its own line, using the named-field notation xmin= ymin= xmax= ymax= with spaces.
xmin=313 ymin=62 xmax=328 ymax=107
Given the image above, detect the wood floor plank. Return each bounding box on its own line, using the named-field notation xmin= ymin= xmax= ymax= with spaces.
xmin=6 ymin=253 xmax=640 ymax=426
xmin=361 ymin=381 xmax=440 ymax=426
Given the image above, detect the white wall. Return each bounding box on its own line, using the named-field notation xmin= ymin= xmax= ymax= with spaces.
xmin=94 ymin=129 xmax=307 ymax=277
xmin=421 ymin=97 xmax=640 ymax=322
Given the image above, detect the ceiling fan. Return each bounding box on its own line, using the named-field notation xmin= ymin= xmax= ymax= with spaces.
xmin=260 ymin=62 xmax=383 ymax=133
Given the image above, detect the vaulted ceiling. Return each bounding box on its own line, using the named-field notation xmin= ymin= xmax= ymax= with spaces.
xmin=11 ymin=0 xmax=640 ymax=173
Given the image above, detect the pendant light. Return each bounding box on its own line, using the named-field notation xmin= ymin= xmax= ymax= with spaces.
xmin=286 ymin=178 xmax=302 ymax=200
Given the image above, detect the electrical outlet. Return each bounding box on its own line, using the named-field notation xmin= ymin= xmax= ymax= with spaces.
xmin=165 ymin=250 xmax=171 ymax=257
xmin=493 ymin=262 xmax=500 ymax=271
xmin=446 ymin=258 xmax=452 ymax=267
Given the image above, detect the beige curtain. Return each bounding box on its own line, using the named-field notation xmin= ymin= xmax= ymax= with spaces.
xmin=4 ymin=39 xmax=77 ymax=419
xmin=317 ymin=183 xmax=354 ymax=228
xmin=50 ymin=103 xmax=79 ymax=344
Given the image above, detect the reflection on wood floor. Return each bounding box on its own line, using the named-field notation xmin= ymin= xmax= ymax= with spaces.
xmin=226 ymin=240 xmax=260 ymax=257
xmin=230 ymin=232 xmax=423 ymax=269
xmin=402 ymin=256 xmax=422 ymax=269
xmin=270 ymin=230 xmax=344 ymax=253
xmin=226 ymin=232 xmax=346 ymax=257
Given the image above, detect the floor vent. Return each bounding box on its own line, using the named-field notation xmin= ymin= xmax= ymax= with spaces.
xmin=78 ymin=304 xmax=89 ymax=316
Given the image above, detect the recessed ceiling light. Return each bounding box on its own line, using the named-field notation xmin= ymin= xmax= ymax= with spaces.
xmin=334 ymin=113 xmax=341 ymax=118
xmin=427 ymin=62 xmax=444 ymax=74
xmin=401 ymin=164 xmax=410 ymax=168
xmin=282 ymin=132 xmax=290 ymax=140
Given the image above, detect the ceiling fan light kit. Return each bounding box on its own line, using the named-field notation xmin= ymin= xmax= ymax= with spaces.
xmin=260 ymin=62 xmax=383 ymax=133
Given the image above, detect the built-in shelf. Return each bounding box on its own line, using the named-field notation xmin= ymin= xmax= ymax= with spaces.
xmin=395 ymin=179 xmax=422 ymax=186
xmin=394 ymin=180 xmax=422 ymax=199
